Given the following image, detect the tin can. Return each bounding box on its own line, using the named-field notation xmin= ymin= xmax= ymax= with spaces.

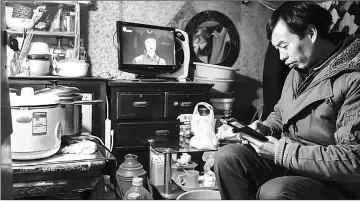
xmin=61 ymin=15 xmax=75 ymax=32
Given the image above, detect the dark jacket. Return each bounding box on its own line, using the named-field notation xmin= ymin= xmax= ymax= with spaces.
xmin=263 ymin=36 xmax=360 ymax=197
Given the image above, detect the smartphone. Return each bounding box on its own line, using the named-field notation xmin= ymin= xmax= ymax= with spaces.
xmin=220 ymin=117 xmax=269 ymax=141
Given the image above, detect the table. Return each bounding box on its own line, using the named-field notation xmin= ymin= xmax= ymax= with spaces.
xmin=12 ymin=138 xmax=117 ymax=199
xmin=143 ymin=136 xmax=217 ymax=200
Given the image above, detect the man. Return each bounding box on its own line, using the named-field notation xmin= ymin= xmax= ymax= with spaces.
xmin=133 ymin=30 xmax=166 ymax=65
xmin=214 ymin=1 xmax=360 ymax=199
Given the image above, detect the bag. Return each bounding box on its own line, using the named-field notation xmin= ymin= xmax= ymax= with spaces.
xmin=190 ymin=102 xmax=218 ymax=150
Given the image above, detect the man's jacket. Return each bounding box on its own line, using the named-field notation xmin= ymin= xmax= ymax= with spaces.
xmin=263 ymin=36 xmax=360 ymax=197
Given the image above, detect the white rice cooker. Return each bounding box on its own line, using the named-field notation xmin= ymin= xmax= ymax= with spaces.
xmin=10 ymin=87 xmax=63 ymax=160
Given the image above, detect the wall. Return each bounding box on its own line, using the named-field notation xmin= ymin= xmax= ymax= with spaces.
xmin=81 ymin=1 xmax=274 ymax=123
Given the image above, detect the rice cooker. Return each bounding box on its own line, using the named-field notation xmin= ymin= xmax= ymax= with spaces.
xmin=10 ymin=88 xmax=63 ymax=160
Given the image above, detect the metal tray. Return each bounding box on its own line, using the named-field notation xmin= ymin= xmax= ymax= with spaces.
xmin=172 ymin=170 xmax=218 ymax=192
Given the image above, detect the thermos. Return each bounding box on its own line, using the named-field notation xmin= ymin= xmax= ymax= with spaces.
xmin=116 ymin=154 xmax=147 ymax=196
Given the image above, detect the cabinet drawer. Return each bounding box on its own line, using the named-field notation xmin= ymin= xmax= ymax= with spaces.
xmin=116 ymin=121 xmax=179 ymax=147
xmin=117 ymin=92 xmax=163 ymax=120
xmin=165 ymin=93 xmax=207 ymax=118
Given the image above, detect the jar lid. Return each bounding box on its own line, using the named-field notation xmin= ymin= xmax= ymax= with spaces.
xmin=27 ymin=54 xmax=51 ymax=60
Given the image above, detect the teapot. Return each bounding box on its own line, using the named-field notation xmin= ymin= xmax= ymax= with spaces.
xmin=177 ymin=153 xmax=192 ymax=166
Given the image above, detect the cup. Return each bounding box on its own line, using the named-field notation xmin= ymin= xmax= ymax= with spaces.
xmin=179 ymin=170 xmax=199 ymax=188
xmin=203 ymin=175 xmax=216 ymax=187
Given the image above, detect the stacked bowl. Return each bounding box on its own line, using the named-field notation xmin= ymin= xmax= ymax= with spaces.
xmin=27 ymin=42 xmax=51 ymax=77
xmin=193 ymin=62 xmax=236 ymax=94
xmin=193 ymin=62 xmax=237 ymax=118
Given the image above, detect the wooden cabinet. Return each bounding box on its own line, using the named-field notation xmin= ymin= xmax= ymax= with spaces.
xmin=8 ymin=77 xmax=108 ymax=141
xmin=107 ymin=81 xmax=213 ymax=173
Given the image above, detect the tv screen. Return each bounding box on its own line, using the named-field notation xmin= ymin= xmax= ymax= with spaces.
xmin=117 ymin=21 xmax=180 ymax=77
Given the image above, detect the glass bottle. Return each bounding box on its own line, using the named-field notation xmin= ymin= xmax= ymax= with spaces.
xmin=123 ymin=177 xmax=153 ymax=200
xmin=52 ymin=37 xmax=66 ymax=75
xmin=79 ymin=38 xmax=87 ymax=61
xmin=53 ymin=37 xmax=66 ymax=62
xmin=65 ymin=40 xmax=74 ymax=59
xmin=10 ymin=51 xmax=20 ymax=76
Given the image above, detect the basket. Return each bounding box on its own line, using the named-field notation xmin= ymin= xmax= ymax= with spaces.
xmin=11 ymin=3 xmax=34 ymax=19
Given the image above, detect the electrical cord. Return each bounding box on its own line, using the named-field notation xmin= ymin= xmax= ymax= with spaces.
xmin=85 ymin=137 xmax=123 ymax=200
xmin=104 ymin=183 xmax=122 ymax=199
xmin=257 ymin=0 xmax=275 ymax=11
xmin=63 ymin=135 xmax=122 ymax=199
xmin=250 ymin=104 xmax=264 ymax=124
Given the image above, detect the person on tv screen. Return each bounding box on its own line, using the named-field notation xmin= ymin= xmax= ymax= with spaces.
xmin=214 ymin=1 xmax=360 ymax=200
xmin=133 ymin=30 xmax=166 ymax=65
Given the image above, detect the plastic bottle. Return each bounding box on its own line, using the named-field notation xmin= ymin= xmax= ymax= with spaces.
xmin=124 ymin=177 xmax=153 ymax=200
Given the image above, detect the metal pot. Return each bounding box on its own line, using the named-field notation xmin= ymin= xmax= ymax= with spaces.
xmin=35 ymin=82 xmax=102 ymax=136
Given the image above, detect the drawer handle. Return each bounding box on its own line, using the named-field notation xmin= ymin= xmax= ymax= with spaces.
xmin=133 ymin=101 xmax=148 ymax=108
xmin=155 ymin=130 xmax=170 ymax=136
xmin=180 ymin=102 xmax=193 ymax=107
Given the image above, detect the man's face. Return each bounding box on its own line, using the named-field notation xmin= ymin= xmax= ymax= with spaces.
xmin=145 ymin=38 xmax=156 ymax=54
xmin=271 ymin=20 xmax=315 ymax=70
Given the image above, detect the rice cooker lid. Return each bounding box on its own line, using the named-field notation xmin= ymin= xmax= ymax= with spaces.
xmin=35 ymin=85 xmax=80 ymax=96
xmin=10 ymin=94 xmax=60 ymax=107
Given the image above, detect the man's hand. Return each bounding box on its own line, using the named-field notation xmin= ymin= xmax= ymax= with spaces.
xmin=248 ymin=120 xmax=268 ymax=135
xmin=241 ymin=135 xmax=278 ymax=160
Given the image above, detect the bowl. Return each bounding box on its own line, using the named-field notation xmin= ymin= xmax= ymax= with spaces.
xmin=28 ymin=42 xmax=50 ymax=55
xmin=194 ymin=76 xmax=234 ymax=93
xmin=56 ymin=59 xmax=89 ymax=77
xmin=194 ymin=62 xmax=237 ymax=80
xmin=176 ymin=190 xmax=221 ymax=200
xmin=5 ymin=4 xmax=35 ymax=30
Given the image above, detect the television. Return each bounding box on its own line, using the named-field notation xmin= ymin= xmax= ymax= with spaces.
xmin=116 ymin=21 xmax=190 ymax=81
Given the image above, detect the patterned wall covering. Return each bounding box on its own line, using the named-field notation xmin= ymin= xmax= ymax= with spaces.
xmin=80 ymin=1 xmax=273 ymax=119
xmin=81 ymin=1 xmax=186 ymax=77
xmin=319 ymin=1 xmax=360 ymax=36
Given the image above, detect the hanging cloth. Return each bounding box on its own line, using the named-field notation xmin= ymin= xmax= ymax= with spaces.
xmin=209 ymin=27 xmax=228 ymax=64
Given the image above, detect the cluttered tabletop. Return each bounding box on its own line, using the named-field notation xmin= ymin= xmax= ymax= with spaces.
xmin=12 ymin=133 xmax=115 ymax=172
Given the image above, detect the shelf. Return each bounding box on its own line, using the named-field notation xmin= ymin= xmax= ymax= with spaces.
xmin=5 ymin=1 xmax=89 ymax=6
xmin=6 ymin=29 xmax=76 ymax=37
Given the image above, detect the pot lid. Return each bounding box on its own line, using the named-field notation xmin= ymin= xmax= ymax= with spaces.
xmin=35 ymin=85 xmax=80 ymax=96
xmin=58 ymin=93 xmax=83 ymax=102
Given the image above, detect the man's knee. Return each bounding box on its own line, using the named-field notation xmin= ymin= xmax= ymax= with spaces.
xmin=257 ymin=178 xmax=290 ymax=200
xmin=214 ymin=144 xmax=251 ymax=168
